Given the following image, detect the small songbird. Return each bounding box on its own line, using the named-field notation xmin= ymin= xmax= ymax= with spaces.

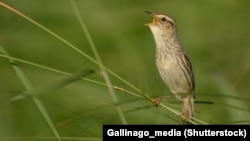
xmin=144 ymin=11 xmax=195 ymax=123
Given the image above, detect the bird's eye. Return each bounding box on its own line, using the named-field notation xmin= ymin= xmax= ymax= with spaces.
xmin=161 ymin=17 xmax=166 ymax=22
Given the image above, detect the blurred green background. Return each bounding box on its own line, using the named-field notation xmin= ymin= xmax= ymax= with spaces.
xmin=1 ymin=0 xmax=250 ymax=140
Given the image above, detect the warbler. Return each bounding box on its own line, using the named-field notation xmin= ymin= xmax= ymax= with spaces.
xmin=145 ymin=11 xmax=195 ymax=123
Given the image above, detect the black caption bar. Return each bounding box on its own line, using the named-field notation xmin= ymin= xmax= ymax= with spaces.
xmin=103 ymin=125 xmax=250 ymax=140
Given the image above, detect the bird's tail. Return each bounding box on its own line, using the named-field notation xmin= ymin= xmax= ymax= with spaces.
xmin=182 ymin=95 xmax=195 ymax=123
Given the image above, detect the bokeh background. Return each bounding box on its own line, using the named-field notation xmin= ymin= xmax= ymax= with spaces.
xmin=1 ymin=0 xmax=250 ymax=140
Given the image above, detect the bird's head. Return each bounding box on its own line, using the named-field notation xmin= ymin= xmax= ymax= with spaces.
xmin=145 ymin=11 xmax=177 ymax=35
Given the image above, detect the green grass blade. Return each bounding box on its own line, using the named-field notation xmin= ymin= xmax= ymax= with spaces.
xmin=0 ymin=49 xmax=204 ymax=124
xmin=212 ymin=73 xmax=250 ymax=121
xmin=0 ymin=53 xmax=143 ymax=98
xmin=70 ymin=0 xmax=127 ymax=124
xmin=0 ymin=2 xmax=204 ymax=124
xmin=0 ymin=53 xmax=144 ymax=98
xmin=0 ymin=46 xmax=62 ymax=141
xmin=0 ymin=2 xmax=141 ymax=95
xmin=11 ymin=69 xmax=94 ymax=101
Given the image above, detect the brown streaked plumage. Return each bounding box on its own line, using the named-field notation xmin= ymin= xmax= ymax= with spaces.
xmin=145 ymin=11 xmax=195 ymax=123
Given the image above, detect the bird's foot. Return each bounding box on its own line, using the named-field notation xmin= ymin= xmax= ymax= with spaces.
xmin=180 ymin=113 xmax=188 ymax=123
xmin=150 ymin=97 xmax=162 ymax=107
xmin=179 ymin=112 xmax=192 ymax=124
xmin=150 ymin=96 xmax=169 ymax=107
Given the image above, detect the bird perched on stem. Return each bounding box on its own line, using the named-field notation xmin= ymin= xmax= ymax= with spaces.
xmin=144 ymin=11 xmax=195 ymax=123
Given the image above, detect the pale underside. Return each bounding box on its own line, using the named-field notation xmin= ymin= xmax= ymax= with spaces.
xmin=156 ymin=56 xmax=192 ymax=100
xmin=150 ymin=25 xmax=194 ymax=100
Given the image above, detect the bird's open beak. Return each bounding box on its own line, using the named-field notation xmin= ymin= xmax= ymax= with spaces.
xmin=144 ymin=11 xmax=157 ymax=26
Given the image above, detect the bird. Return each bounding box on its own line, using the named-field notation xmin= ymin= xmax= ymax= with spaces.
xmin=144 ymin=11 xmax=195 ymax=123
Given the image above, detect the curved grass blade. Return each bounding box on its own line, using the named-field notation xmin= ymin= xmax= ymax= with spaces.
xmin=70 ymin=0 xmax=127 ymax=124
xmin=0 ymin=2 xmax=142 ymax=95
xmin=0 ymin=46 xmax=62 ymax=141
xmin=212 ymin=73 xmax=250 ymax=121
xmin=0 ymin=2 xmax=207 ymax=124
xmin=11 ymin=69 xmax=95 ymax=101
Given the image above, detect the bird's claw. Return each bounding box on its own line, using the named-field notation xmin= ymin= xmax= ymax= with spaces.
xmin=150 ymin=97 xmax=162 ymax=107
xmin=179 ymin=112 xmax=192 ymax=124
